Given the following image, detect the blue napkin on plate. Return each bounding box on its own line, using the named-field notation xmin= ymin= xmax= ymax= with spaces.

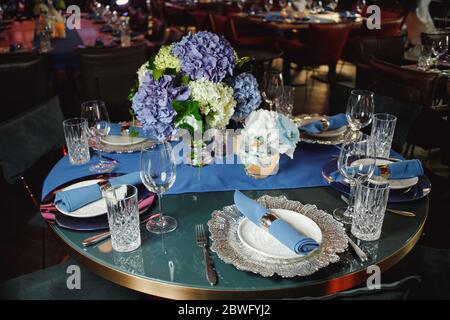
xmin=300 ymin=114 xmax=348 ymax=135
xmin=234 ymin=190 xmax=319 ymax=254
xmin=330 ymin=159 xmax=424 ymax=182
xmin=108 ymin=123 xmax=146 ymax=137
xmin=54 ymin=172 xmax=142 ymax=212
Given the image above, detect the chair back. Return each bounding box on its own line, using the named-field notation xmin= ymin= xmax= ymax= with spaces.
xmin=0 ymin=52 xmax=52 ymax=122
xmin=305 ymin=23 xmax=352 ymax=66
xmin=0 ymin=96 xmax=64 ymax=184
xmin=188 ymin=10 xmax=212 ymax=32
xmin=360 ymin=17 xmax=404 ymax=37
xmin=357 ymin=35 xmax=406 ymax=65
xmin=210 ymin=15 xmax=232 ymax=39
xmin=76 ymin=43 xmax=147 ymax=122
xmin=368 ymin=58 xmax=438 ymax=107
xmin=164 ymin=27 xmax=185 ymax=45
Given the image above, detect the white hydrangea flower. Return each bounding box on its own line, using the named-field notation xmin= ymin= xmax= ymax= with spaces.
xmin=137 ymin=62 xmax=150 ymax=86
xmin=154 ymin=45 xmax=181 ymax=72
xmin=189 ymin=79 xmax=236 ymax=129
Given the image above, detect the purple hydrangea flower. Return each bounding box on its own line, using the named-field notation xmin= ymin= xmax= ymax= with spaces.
xmin=171 ymin=31 xmax=235 ymax=83
xmin=227 ymin=73 xmax=262 ymax=119
xmin=132 ymin=72 xmax=191 ymax=141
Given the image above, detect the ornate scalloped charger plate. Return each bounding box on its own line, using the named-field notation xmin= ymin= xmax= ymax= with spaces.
xmin=208 ymin=195 xmax=349 ymax=278
xmin=294 ymin=114 xmax=350 ymax=145
xmin=92 ymin=138 xmax=155 ymax=154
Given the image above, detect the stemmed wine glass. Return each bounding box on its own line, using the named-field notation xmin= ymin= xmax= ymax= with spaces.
xmin=262 ymin=70 xmax=284 ymax=111
xmin=356 ymin=0 xmax=366 ymax=14
xmin=333 ymin=133 xmax=377 ymax=224
xmin=237 ymin=0 xmax=247 ymax=11
xmin=264 ymin=0 xmax=274 ymax=12
xmin=430 ymin=34 xmax=449 ymax=72
xmin=279 ymin=0 xmax=289 ymax=9
xmin=345 ymin=89 xmax=374 ymax=139
xmin=80 ymin=100 xmax=116 ymax=173
xmin=140 ymin=142 xmax=178 ymax=234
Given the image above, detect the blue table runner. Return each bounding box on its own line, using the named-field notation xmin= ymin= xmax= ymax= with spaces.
xmin=42 ymin=142 xmax=344 ymax=200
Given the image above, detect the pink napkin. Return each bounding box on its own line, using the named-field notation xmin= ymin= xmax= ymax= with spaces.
xmin=40 ymin=194 xmax=155 ymax=222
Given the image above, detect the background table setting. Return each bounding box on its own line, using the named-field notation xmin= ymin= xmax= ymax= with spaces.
xmin=39 ymin=30 xmax=431 ymax=299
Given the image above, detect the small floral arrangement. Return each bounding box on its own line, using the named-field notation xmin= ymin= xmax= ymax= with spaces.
xmin=129 ymin=31 xmax=259 ymax=141
xmin=239 ymin=109 xmax=300 ymax=169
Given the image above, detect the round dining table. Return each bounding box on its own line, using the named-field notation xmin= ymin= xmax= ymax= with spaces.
xmin=44 ymin=145 xmax=428 ymax=299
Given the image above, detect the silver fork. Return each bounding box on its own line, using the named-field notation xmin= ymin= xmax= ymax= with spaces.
xmin=195 ymin=224 xmax=218 ymax=286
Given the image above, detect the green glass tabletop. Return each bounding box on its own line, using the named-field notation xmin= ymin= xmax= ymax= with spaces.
xmin=51 ymin=187 xmax=428 ymax=299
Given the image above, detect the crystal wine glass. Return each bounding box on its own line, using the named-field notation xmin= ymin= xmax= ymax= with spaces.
xmin=345 ymin=89 xmax=374 ymax=140
xmin=80 ymin=100 xmax=116 ymax=173
xmin=264 ymin=0 xmax=274 ymax=12
xmin=279 ymin=0 xmax=289 ymax=9
xmin=140 ymin=142 xmax=178 ymax=234
xmin=333 ymin=133 xmax=377 ymax=224
xmin=262 ymin=70 xmax=284 ymax=111
xmin=237 ymin=0 xmax=247 ymax=11
xmin=430 ymin=34 xmax=449 ymax=72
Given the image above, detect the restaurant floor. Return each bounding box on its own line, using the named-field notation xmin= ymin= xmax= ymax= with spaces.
xmin=1 ymin=62 xmax=449 ymax=298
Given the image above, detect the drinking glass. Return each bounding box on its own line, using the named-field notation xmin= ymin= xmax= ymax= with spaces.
xmin=62 ymin=118 xmax=91 ymax=165
xmin=276 ymin=85 xmax=294 ymax=117
xmin=370 ymin=113 xmax=397 ymax=159
xmin=105 ymin=185 xmax=141 ymax=252
xmin=417 ymin=45 xmax=434 ymax=71
xmin=345 ymin=89 xmax=374 ymax=139
xmin=262 ymin=70 xmax=284 ymax=111
xmin=430 ymin=34 xmax=449 ymax=72
xmin=81 ymin=100 xmax=116 ymax=173
xmin=333 ymin=133 xmax=377 ymax=224
xmin=264 ymin=0 xmax=273 ymax=12
xmin=351 ymin=179 xmax=390 ymax=241
xmin=140 ymin=142 xmax=177 ymax=234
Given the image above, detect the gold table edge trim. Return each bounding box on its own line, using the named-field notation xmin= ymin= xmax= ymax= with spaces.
xmin=50 ymin=200 xmax=428 ymax=300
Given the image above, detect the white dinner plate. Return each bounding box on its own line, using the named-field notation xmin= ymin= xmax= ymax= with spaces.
xmin=351 ymin=159 xmax=419 ymax=190
xmin=237 ymin=208 xmax=322 ymax=260
xmin=300 ymin=116 xmax=347 ymax=138
xmin=55 ymin=180 xmax=127 ymax=218
xmin=100 ymin=135 xmax=147 ymax=146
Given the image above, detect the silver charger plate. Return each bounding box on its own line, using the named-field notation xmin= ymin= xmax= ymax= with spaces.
xmin=207 ymin=195 xmax=348 ymax=278
xmin=293 ymin=114 xmax=350 ymax=145
xmin=92 ymin=139 xmax=155 ymax=154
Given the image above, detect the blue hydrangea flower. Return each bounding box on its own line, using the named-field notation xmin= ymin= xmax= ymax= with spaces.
xmin=132 ymin=72 xmax=190 ymax=141
xmin=227 ymin=73 xmax=262 ymax=119
xmin=171 ymin=31 xmax=235 ymax=83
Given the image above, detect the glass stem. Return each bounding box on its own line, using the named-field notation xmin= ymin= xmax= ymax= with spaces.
xmin=158 ymin=193 xmax=165 ymax=228
xmin=347 ymin=181 xmax=357 ymax=216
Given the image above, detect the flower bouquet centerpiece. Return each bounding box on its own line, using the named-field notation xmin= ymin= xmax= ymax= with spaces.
xmin=239 ymin=109 xmax=300 ymax=178
xmin=129 ymin=31 xmax=262 ymax=166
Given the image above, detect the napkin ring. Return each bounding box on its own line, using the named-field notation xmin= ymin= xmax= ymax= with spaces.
xmin=98 ymin=180 xmax=112 ymax=193
xmin=378 ymin=164 xmax=390 ymax=179
xmin=320 ymin=118 xmax=330 ymax=132
xmin=260 ymin=211 xmax=278 ymax=232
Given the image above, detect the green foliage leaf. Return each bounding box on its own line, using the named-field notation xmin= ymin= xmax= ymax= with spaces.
xmin=236 ymin=56 xmax=251 ymax=69
xmin=152 ymin=69 xmax=164 ymax=81
xmin=172 ymin=100 xmax=203 ymax=134
xmin=128 ymin=80 xmax=138 ymax=101
xmin=180 ymin=75 xmax=190 ymax=84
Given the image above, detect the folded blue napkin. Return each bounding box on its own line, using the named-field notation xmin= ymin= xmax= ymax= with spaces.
xmin=54 ymin=172 xmax=142 ymax=212
xmin=330 ymin=159 xmax=424 ymax=182
xmin=108 ymin=123 xmax=146 ymax=137
xmin=234 ymin=190 xmax=319 ymax=254
xmin=300 ymin=114 xmax=348 ymax=135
